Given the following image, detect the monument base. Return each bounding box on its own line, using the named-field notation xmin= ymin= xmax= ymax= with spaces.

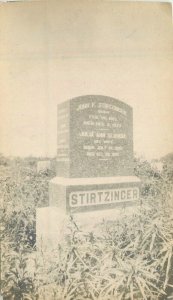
xmin=36 ymin=203 xmax=140 ymax=250
xmin=36 ymin=208 xmax=68 ymax=250
xmin=49 ymin=176 xmax=141 ymax=214
xmin=37 ymin=176 xmax=141 ymax=250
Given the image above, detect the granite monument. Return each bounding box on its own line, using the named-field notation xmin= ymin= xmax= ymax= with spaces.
xmin=50 ymin=95 xmax=140 ymax=213
xmin=37 ymin=95 xmax=140 ymax=248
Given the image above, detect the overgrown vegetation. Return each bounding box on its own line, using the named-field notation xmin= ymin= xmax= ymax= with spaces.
xmin=1 ymin=155 xmax=173 ymax=299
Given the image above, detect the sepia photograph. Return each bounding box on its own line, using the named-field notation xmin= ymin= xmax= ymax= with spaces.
xmin=0 ymin=1 xmax=173 ymax=299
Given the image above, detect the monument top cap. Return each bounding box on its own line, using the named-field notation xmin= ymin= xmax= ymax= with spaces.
xmin=62 ymin=95 xmax=132 ymax=111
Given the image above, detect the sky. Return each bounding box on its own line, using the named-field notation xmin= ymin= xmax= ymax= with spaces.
xmin=0 ymin=1 xmax=173 ymax=160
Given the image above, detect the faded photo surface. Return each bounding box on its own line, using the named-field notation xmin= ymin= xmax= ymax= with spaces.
xmin=0 ymin=1 xmax=173 ymax=300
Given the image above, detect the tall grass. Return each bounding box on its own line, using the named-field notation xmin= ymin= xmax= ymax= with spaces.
xmin=1 ymin=157 xmax=173 ymax=299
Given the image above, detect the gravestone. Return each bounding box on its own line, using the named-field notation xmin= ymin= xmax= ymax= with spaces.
xmin=50 ymin=95 xmax=140 ymax=213
xmin=56 ymin=95 xmax=133 ymax=178
xmin=37 ymin=95 xmax=140 ymax=249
